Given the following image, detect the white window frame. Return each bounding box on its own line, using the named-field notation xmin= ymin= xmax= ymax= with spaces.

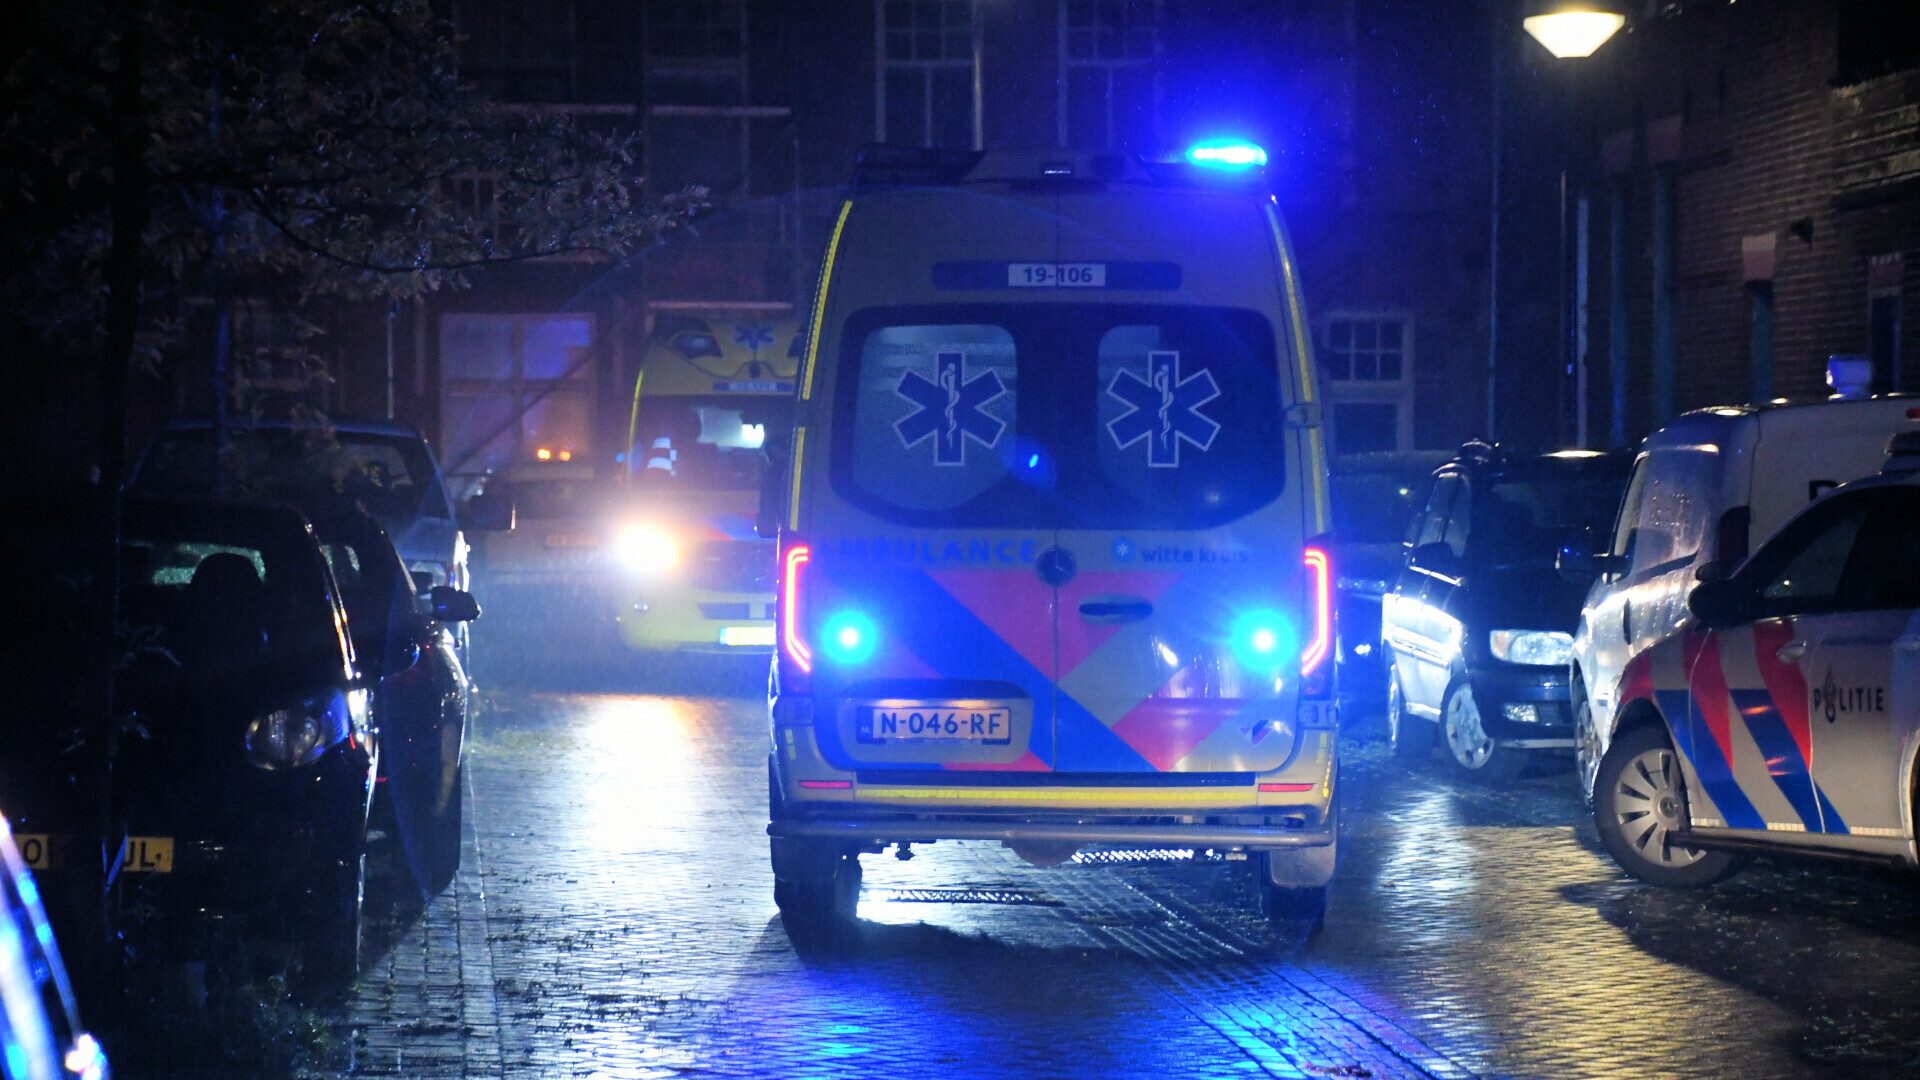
xmin=1318 ymin=311 xmax=1415 ymax=456
xmin=1056 ymin=0 xmax=1163 ymax=151
xmin=875 ymin=0 xmax=983 ymax=150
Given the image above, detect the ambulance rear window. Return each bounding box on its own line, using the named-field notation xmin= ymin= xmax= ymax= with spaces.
xmin=831 ymin=304 xmax=1288 ymax=529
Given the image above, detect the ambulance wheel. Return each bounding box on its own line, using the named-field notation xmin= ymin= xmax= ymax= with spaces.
xmin=1387 ymin=676 xmax=1433 ymax=761
xmin=1257 ymin=883 xmax=1328 ymax=927
xmin=1442 ymin=679 xmax=1526 ymax=784
xmin=770 ymin=837 xmax=862 ymax=923
xmin=1594 ymin=724 xmax=1744 ymax=888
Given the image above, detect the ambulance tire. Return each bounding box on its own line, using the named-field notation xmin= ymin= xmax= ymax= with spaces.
xmin=1594 ymin=723 xmax=1745 ymax=888
xmin=1387 ymin=676 xmax=1434 ymax=761
xmin=770 ymin=837 xmax=862 ymax=924
xmin=1257 ymin=883 xmax=1328 ymax=927
xmin=1441 ymin=679 xmax=1527 ymax=784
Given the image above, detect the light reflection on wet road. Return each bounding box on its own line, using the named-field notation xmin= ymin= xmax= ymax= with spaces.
xmin=339 ymin=686 xmax=1920 ymax=1079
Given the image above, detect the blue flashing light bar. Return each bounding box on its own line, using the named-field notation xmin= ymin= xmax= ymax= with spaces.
xmin=1185 ymin=140 xmax=1268 ymax=169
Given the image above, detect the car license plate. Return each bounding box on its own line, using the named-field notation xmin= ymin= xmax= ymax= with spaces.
xmin=857 ymin=704 xmax=1013 ymax=744
xmin=545 ymin=533 xmax=601 ymax=548
xmin=17 ymin=834 xmax=54 ymax=871
xmin=1007 ymin=262 xmax=1106 ymax=287
xmin=117 ymin=836 xmax=174 ymax=873
xmin=719 ymin=626 xmax=775 ymax=647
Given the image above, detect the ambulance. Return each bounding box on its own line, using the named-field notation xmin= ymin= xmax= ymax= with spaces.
xmin=766 ymin=143 xmax=1339 ymax=923
xmin=609 ymin=311 xmax=801 ymax=654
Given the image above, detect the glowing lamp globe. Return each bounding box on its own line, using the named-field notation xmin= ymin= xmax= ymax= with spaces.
xmin=1523 ymin=4 xmax=1625 ymax=59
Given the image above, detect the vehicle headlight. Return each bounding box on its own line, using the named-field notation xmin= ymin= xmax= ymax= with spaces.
xmin=1488 ymin=630 xmax=1574 ymax=666
xmin=244 ymin=707 xmax=330 ymax=770
xmin=614 ymin=525 xmax=677 ymax=572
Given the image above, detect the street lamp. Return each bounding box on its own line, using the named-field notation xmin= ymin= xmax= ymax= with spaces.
xmin=1520 ymin=1 xmax=1623 ymax=447
xmin=1523 ymin=2 xmax=1625 ymax=59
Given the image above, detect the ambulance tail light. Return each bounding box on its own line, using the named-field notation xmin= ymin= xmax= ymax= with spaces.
xmin=780 ymin=544 xmax=813 ymax=680
xmin=1299 ymin=547 xmax=1333 ymax=697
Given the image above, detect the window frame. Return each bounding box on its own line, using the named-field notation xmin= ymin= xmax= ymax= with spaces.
xmin=439 ymin=312 xmax=597 ymax=479
xmin=1318 ymin=311 xmax=1414 ymax=456
xmin=1056 ymin=0 xmax=1164 ymax=152
xmin=876 ymin=0 xmax=982 ymax=150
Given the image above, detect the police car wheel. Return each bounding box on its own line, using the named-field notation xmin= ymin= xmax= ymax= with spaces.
xmin=1594 ymin=724 xmax=1743 ymax=888
xmin=1442 ymin=680 xmax=1526 ymax=784
xmin=1388 ymin=677 xmax=1433 ymax=761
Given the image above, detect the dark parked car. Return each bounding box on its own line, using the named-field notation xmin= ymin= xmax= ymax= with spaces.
xmin=112 ymin=498 xmax=378 ymax=982
xmin=304 ymin=501 xmax=475 ymax=897
xmin=1381 ymin=443 xmax=1630 ymax=782
xmin=1329 ymin=451 xmax=1449 ymax=721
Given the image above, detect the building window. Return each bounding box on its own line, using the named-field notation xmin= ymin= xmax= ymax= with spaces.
xmin=877 ymin=0 xmax=979 ymax=150
xmin=1320 ymin=315 xmax=1414 ymax=456
xmin=453 ymin=0 xmax=578 ymax=103
xmin=440 ymin=314 xmax=595 ymax=478
xmin=1322 ymin=317 xmax=1407 ymax=382
xmin=1059 ymin=0 xmax=1161 ymax=152
xmin=646 ymin=0 xmax=745 ymax=58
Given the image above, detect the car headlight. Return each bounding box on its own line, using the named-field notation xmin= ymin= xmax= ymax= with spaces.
xmin=1488 ymin=630 xmax=1574 ymax=666
xmin=614 ymin=525 xmax=677 ymax=572
xmin=245 ymin=708 xmax=329 ymax=769
xmin=244 ymin=692 xmax=351 ymax=770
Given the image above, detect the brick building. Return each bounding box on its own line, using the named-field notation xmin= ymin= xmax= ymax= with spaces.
xmin=1583 ymin=0 xmax=1920 ymax=444
xmin=114 ymin=0 xmax=1538 ymax=479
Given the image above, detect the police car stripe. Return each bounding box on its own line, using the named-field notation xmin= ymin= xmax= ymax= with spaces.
xmin=1728 ymin=689 xmax=1828 ymax=833
xmin=1658 ymin=688 xmax=1766 ymax=831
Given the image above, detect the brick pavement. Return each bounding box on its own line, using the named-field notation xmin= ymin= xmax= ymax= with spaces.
xmin=325 ymin=692 xmax=1920 ymax=1079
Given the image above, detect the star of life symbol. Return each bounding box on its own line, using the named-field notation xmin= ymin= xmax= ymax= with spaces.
xmin=1106 ymin=350 xmax=1221 ymax=467
xmin=733 ymin=323 xmax=776 ymax=353
xmin=894 ymin=351 xmax=1008 ymax=466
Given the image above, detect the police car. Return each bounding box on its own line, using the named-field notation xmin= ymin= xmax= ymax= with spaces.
xmin=767 ymin=142 xmax=1340 ymax=923
xmin=1593 ymin=433 xmax=1920 ymax=886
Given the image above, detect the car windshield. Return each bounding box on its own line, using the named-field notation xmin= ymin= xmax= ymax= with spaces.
xmin=1331 ymin=470 xmax=1431 ymax=544
xmin=134 ymin=428 xmax=449 ymax=522
xmin=832 ymin=303 xmax=1287 ymax=530
xmin=118 ymin=505 xmax=349 ymax=692
xmin=1471 ymin=470 xmax=1625 ymax=567
xmin=628 ymin=395 xmax=794 ymax=492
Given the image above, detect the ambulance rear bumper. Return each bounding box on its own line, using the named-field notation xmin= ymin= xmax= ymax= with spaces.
xmin=767 ymin=814 xmax=1334 ymax=849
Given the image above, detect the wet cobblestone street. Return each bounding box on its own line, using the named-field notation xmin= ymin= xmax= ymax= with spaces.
xmin=332 ymin=686 xmax=1920 ymax=1079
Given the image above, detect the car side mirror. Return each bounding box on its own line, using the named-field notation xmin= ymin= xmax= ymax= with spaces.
xmin=1555 ymin=537 xmax=1595 ymax=583
xmin=460 ymin=493 xmax=515 ymax=533
xmin=1687 ymin=578 xmax=1748 ymax=628
xmin=1409 ymin=542 xmax=1457 ymax=575
xmin=1694 ymin=560 xmax=1729 ymax=584
xmin=428 ymin=585 xmax=481 ymax=623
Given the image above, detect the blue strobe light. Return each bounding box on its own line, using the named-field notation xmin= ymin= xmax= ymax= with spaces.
xmin=1186 ymin=140 xmax=1268 ymax=169
xmin=821 ymin=610 xmax=879 ymax=666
